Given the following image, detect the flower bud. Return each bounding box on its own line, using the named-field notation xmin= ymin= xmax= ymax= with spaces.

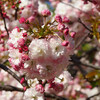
xmin=20 ymin=77 xmax=25 ymax=84
xmin=41 ymin=9 xmax=51 ymax=17
xmin=61 ymin=41 xmax=69 ymax=46
xmin=70 ymin=32 xmax=76 ymax=38
xmin=62 ymin=16 xmax=70 ymax=23
xmin=57 ymin=23 xmax=65 ymax=31
xmin=63 ymin=27 xmax=69 ymax=35
xmin=55 ymin=15 xmax=62 ymax=23
xmin=35 ymin=84 xmax=45 ymax=93
xmin=17 ymin=38 xmax=25 ymax=46
xmin=19 ymin=17 xmax=26 ymax=24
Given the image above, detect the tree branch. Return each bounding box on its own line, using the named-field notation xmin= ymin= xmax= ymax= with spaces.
xmin=70 ymin=55 xmax=100 ymax=70
xmin=15 ymin=7 xmax=19 ymax=20
xmin=81 ymin=61 xmax=100 ymax=70
xmin=0 ymin=64 xmax=29 ymax=88
xmin=0 ymin=6 xmax=9 ymax=36
xmin=0 ymin=85 xmax=24 ymax=92
xmin=87 ymin=91 xmax=100 ymax=100
xmin=78 ymin=18 xmax=93 ymax=33
xmin=74 ymin=32 xmax=89 ymax=49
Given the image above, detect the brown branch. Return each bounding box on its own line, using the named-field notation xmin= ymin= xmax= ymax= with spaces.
xmin=15 ymin=7 xmax=19 ymax=20
xmin=74 ymin=32 xmax=89 ymax=49
xmin=0 ymin=85 xmax=24 ymax=92
xmin=87 ymin=91 xmax=100 ymax=100
xmin=74 ymin=18 xmax=94 ymax=49
xmin=70 ymin=55 xmax=87 ymax=77
xmin=81 ymin=61 xmax=100 ymax=70
xmin=0 ymin=64 xmax=29 ymax=88
xmin=78 ymin=18 xmax=93 ymax=33
xmin=0 ymin=6 xmax=9 ymax=36
xmin=77 ymin=65 xmax=87 ymax=78
xmin=70 ymin=55 xmax=100 ymax=70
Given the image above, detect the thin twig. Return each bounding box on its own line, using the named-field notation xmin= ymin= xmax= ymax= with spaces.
xmin=70 ymin=55 xmax=87 ymax=77
xmin=0 ymin=64 xmax=29 ymax=88
xmin=81 ymin=61 xmax=100 ymax=70
xmin=87 ymin=91 xmax=100 ymax=100
xmin=15 ymin=7 xmax=19 ymax=20
xmin=0 ymin=6 xmax=9 ymax=36
xmin=74 ymin=32 xmax=89 ymax=49
xmin=74 ymin=18 xmax=93 ymax=49
xmin=78 ymin=18 xmax=93 ymax=33
xmin=0 ymin=85 xmax=24 ymax=92
xmin=70 ymin=55 xmax=100 ymax=70
xmin=77 ymin=65 xmax=87 ymax=78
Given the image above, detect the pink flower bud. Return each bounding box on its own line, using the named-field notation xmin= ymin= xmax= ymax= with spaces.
xmin=12 ymin=5 xmax=15 ymax=8
xmin=63 ymin=27 xmax=69 ymax=35
xmin=0 ymin=47 xmax=5 ymax=51
xmin=49 ymin=82 xmax=55 ymax=88
xmin=19 ymin=62 xmax=24 ymax=69
xmin=12 ymin=65 xmax=20 ymax=71
xmin=70 ymin=32 xmax=76 ymax=38
xmin=22 ymin=32 xmax=27 ymax=37
xmin=41 ymin=9 xmax=51 ymax=17
xmin=35 ymin=84 xmax=45 ymax=93
xmin=53 ymin=83 xmax=64 ymax=92
xmin=80 ymin=94 xmax=85 ymax=98
xmin=18 ymin=47 xmax=23 ymax=53
xmin=62 ymin=16 xmax=70 ymax=23
xmin=23 ymin=87 xmax=27 ymax=91
xmin=47 ymin=78 xmax=54 ymax=83
xmin=27 ymin=4 xmax=32 ymax=8
xmin=17 ymin=38 xmax=25 ymax=46
xmin=61 ymin=41 xmax=69 ymax=46
xmin=20 ymin=77 xmax=25 ymax=84
xmin=23 ymin=45 xmax=28 ymax=51
xmin=21 ymin=54 xmax=30 ymax=61
xmin=55 ymin=15 xmax=62 ymax=23
xmin=49 ymin=82 xmax=64 ymax=92
xmin=18 ymin=0 xmax=21 ymax=4
xmin=27 ymin=16 xmax=35 ymax=23
xmin=21 ymin=7 xmax=24 ymax=10
xmin=9 ymin=43 xmax=14 ymax=48
xmin=19 ymin=11 xmax=22 ymax=14
xmin=93 ymin=1 xmax=97 ymax=4
xmin=0 ymin=34 xmax=6 ymax=38
xmin=57 ymin=23 xmax=65 ymax=31
xmin=3 ymin=12 xmax=7 ymax=18
xmin=19 ymin=17 xmax=26 ymax=24
xmin=86 ymin=85 xmax=92 ymax=89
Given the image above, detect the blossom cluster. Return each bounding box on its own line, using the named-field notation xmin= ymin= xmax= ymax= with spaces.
xmin=7 ymin=14 xmax=75 ymax=80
